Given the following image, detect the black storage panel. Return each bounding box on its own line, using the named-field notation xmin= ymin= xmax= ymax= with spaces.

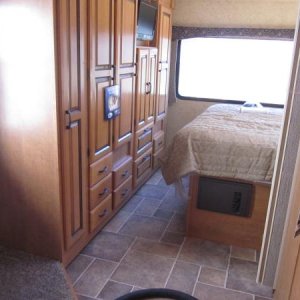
xmin=197 ymin=177 xmax=253 ymax=217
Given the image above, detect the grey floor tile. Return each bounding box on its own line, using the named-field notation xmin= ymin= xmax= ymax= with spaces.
xmin=97 ymin=281 xmax=132 ymax=299
xmin=227 ymin=258 xmax=273 ymax=298
xmin=161 ymin=231 xmax=185 ymax=245
xmin=194 ymin=283 xmax=253 ymax=300
xmin=119 ymin=215 xmax=168 ymax=240
xmin=77 ymin=295 xmax=96 ymax=300
xmin=111 ymin=249 xmax=174 ymax=288
xmin=74 ymin=259 xmax=117 ymax=297
xmin=167 ymin=213 xmax=186 ymax=233
xmin=154 ymin=209 xmax=174 ymax=220
xmin=159 ymin=189 xmax=188 ymax=213
xmin=255 ymin=296 xmax=273 ymax=300
xmin=82 ymin=232 xmax=134 ymax=262
xmin=121 ymin=195 xmax=144 ymax=213
xmin=103 ymin=210 xmax=131 ymax=233
xmin=136 ymin=184 xmax=169 ymax=199
xmin=66 ymin=255 xmax=94 ymax=284
xmin=132 ymin=238 xmax=180 ymax=258
xmin=134 ymin=197 xmax=162 ymax=217
xmin=198 ymin=266 xmax=227 ymax=287
xmin=166 ymin=261 xmax=199 ymax=294
xmin=231 ymin=246 xmax=256 ymax=262
xmin=147 ymin=170 xmax=163 ymax=185
xmin=179 ymin=238 xmax=230 ymax=269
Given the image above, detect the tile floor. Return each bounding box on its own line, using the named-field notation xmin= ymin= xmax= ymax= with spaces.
xmin=67 ymin=170 xmax=273 ymax=300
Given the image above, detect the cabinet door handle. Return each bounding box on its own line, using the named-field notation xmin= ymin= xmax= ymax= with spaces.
xmin=121 ymin=170 xmax=129 ymax=178
xmin=98 ymin=208 xmax=108 ymax=218
xmin=158 ymin=141 xmax=163 ymax=146
xmin=143 ymin=128 xmax=151 ymax=134
xmin=98 ymin=166 xmax=108 ymax=174
xmin=121 ymin=188 xmax=129 ymax=197
xmin=148 ymin=82 xmax=152 ymax=94
xmin=99 ymin=188 xmax=109 ymax=197
xmin=145 ymin=82 xmax=150 ymax=94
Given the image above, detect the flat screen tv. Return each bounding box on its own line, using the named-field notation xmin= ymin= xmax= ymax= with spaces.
xmin=137 ymin=0 xmax=157 ymax=41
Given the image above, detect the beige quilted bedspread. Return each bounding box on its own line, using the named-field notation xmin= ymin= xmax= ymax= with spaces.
xmin=160 ymin=104 xmax=283 ymax=185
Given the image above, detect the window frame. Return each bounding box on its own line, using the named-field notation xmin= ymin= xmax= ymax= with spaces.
xmin=175 ymin=39 xmax=287 ymax=108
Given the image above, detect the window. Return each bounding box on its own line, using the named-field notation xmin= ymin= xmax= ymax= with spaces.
xmin=177 ymin=38 xmax=294 ymax=106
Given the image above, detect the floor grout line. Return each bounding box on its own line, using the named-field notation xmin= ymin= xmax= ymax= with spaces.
xmin=224 ymin=245 xmax=232 ymax=288
xmin=159 ymin=211 xmax=176 ymax=242
xmin=95 ymin=236 xmax=138 ymax=298
xmin=192 ymin=265 xmax=202 ymax=296
xmin=164 ymin=237 xmax=186 ymax=288
xmin=72 ymin=257 xmax=96 ymax=287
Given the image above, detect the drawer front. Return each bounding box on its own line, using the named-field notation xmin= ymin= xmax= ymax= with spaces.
xmin=113 ymin=176 xmax=133 ymax=209
xmin=135 ymin=126 xmax=153 ymax=157
xmin=153 ymin=132 xmax=164 ymax=153
xmin=90 ymin=194 xmax=112 ymax=232
xmin=89 ymin=174 xmax=112 ymax=210
xmin=134 ymin=149 xmax=152 ymax=187
xmin=113 ymin=157 xmax=133 ymax=189
xmin=153 ymin=148 xmax=163 ymax=169
xmin=90 ymin=153 xmax=112 ymax=186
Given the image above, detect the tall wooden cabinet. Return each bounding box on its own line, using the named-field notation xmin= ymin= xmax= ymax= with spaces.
xmin=0 ymin=0 xmax=173 ymax=266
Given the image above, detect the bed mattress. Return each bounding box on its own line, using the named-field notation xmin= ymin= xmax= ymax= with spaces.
xmin=160 ymin=104 xmax=283 ymax=184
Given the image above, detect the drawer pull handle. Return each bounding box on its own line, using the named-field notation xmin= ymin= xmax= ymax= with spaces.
xmin=143 ymin=128 xmax=151 ymax=134
xmin=99 ymin=188 xmax=109 ymax=197
xmin=158 ymin=141 xmax=163 ymax=146
xmin=98 ymin=208 xmax=108 ymax=218
xmin=98 ymin=166 xmax=108 ymax=174
xmin=142 ymin=155 xmax=151 ymax=163
xmin=121 ymin=188 xmax=129 ymax=197
xmin=122 ymin=170 xmax=129 ymax=178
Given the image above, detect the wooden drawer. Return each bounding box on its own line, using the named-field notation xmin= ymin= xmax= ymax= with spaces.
xmin=134 ymin=149 xmax=152 ymax=187
xmin=90 ymin=153 xmax=112 ymax=186
xmin=90 ymin=194 xmax=112 ymax=232
xmin=153 ymin=131 xmax=164 ymax=153
xmin=89 ymin=174 xmax=112 ymax=210
xmin=113 ymin=156 xmax=133 ymax=189
xmin=113 ymin=176 xmax=133 ymax=209
xmin=135 ymin=125 xmax=153 ymax=158
xmin=153 ymin=148 xmax=163 ymax=169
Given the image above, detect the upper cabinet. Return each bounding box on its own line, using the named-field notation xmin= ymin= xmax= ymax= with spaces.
xmin=155 ymin=5 xmax=172 ymax=121
xmin=136 ymin=47 xmax=158 ymax=131
xmin=88 ymin=0 xmax=115 ymax=163
xmin=114 ymin=0 xmax=138 ymax=149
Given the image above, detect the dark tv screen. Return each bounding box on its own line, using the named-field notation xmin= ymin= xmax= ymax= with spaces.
xmin=137 ymin=1 xmax=157 ymax=41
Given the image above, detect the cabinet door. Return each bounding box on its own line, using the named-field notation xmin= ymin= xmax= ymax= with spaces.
xmin=114 ymin=0 xmax=137 ymax=148
xmin=147 ymin=48 xmax=157 ymax=124
xmin=58 ymin=0 xmax=88 ymax=250
xmin=114 ymin=72 xmax=136 ymax=148
xmin=156 ymin=5 xmax=172 ymax=121
xmin=135 ymin=48 xmax=149 ymax=131
xmin=88 ymin=0 xmax=114 ymax=163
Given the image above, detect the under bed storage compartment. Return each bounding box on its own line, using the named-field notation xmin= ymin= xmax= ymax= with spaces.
xmin=197 ymin=177 xmax=253 ymax=217
xmin=188 ymin=175 xmax=271 ymax=249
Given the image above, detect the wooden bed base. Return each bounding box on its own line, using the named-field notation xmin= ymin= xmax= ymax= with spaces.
xmin=187 ymin=175 xmax=271 ymax=250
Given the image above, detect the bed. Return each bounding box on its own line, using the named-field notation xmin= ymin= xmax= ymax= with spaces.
xmin=160 ymin=104 xmax=283 ymax=185
xmin=159 ymin=104 xmax=284 ymax=249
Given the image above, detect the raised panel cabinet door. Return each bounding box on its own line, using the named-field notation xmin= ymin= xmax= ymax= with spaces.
xmin=57 ymin=0 xmax=88 ymax=250
xmin=156 ymin=5 xmax=172 ymax=121
xmin=114 ymin=72 xmax=136 ymax=148
xmin=135 ymin=48 xmax=149 ymax=131
xmin=88 ymin=0 xmax=114 ymax=163
xmin=147 ymin=48 xmax=157 ymax=124
xmin=115 ymin=0 xmax=138 ymax=73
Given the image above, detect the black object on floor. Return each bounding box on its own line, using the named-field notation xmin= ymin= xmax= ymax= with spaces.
xmin=115 ymin=288 xmax=198 ymax=300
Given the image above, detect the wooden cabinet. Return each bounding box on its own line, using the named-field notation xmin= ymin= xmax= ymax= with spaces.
xmin=0 ymin=0 xmax=172 ymax=266
xmin=155 ymin=5 xmax=172 ymax=121
xmin=88 ymin=0 xmax=114 ymax=163
xmin=136 ymin=47 xmax=158 ymax=131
